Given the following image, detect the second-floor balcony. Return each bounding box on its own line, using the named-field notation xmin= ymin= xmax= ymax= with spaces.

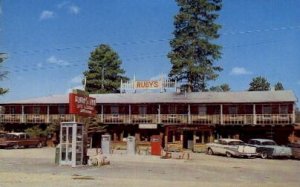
xmin=0 ymin=113 xmax=295 ymax=125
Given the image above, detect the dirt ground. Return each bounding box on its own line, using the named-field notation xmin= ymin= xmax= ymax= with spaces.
xmin=0 ymin=148 xmax=299 ymax=187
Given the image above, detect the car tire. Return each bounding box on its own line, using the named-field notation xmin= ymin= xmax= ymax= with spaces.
xmin=226 ymin=152 xmax=232 ymax=158
xmin=261 ymin=152 xmax=268 ymax=159
xmin=207 ymin=148 xmax=214 ymax=155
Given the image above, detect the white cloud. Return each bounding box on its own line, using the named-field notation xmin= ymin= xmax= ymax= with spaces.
xmin=150 ymin=73 xmax=168 ymax=80
xmin=37 ymin=63 xmax=43 ymax=68
xmin=39 ymin=10 xmax=55 ymax=20
xmin=47 ymin=56 xmax=70 ymax=66
xmin=71 ymin=75 xmax=83 ymax=84
xmin=57 ymin=1 xmax=70 ymax=9
xmin=230 ymin=67 xmax=252 ymax=75
xmin=69 ymin=5 xmax=80 ymax=15
xmin=66 ymin=85 xmax=84 ymax=94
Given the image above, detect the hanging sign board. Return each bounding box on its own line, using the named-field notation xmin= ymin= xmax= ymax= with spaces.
xmin=69 ymin=90 xmax=96 ymax=116
xmin=138 ymin=124 xmax=157 ymax=129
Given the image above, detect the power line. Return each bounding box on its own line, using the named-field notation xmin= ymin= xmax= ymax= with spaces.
xmin=5 ymin=25 xmax=300 ymax=56
xmin=3 ymin=39 xmax=282 ymax=74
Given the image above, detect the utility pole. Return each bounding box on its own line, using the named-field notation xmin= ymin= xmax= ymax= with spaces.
xmin=101 ymin=66 xmax=105 ymax=89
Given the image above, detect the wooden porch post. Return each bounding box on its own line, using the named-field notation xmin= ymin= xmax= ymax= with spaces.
xmin=201 ymin=132 xmax=204 ymax=144
xmin=21 ymin=105 xmax=25 ymax=123
xmin=47 ymin=105 xmax=50 ymax=123
xmin=164 ymin=126 xmax=168 ymax=148
xmin=129 ymin=104 xmax=131 ymax=123
xmin=101 ymin=105 xmax=104 ymax=123
xmin=158 ymin=104 xmax=161 ymax=124
xmin=113 ymin=132 xmax=117 ymax=141
xmin=292 ymin=103 xmax=296 ymax=123
xmin=188 ymin=104 xmax=191 ymax=124
xmin=253 ymin=104 xmax=257 ymax=125
xmin=220 ymin=104 xmax=223 ymax=125
xmin=180 ymin=130 xmax=183 ymax=149
xmin=193 ymin=131 xmax=196 ymax=151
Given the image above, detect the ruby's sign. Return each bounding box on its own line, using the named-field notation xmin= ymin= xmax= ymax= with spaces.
xmin=69 ymin=93 xmax=96 ymax=116
xmin=134 ymin=80 xmax=162 ymax=89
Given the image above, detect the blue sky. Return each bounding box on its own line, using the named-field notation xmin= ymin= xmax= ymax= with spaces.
xmin=0 ymin=0 xmax=299 ymax=105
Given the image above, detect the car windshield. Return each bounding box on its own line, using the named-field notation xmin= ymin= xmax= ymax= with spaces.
xmin=262 ymin=141 xmax=276 ymax=145
xmin=228 ymin=141 xmax=245 ymax=145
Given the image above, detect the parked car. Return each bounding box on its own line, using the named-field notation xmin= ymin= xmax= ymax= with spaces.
xmin=248 ymin=139 xmax=292 ymax=159
xmin=206 ymin=139 xmax=257 ymax=158
xmin=0 ymin=132 xmax=44 ymax=149
xmin=287 ymin=142 xmax=300 ymax=159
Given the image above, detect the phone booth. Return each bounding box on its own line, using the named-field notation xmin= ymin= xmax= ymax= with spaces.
xmin=59 ymin=122 xmax=84 ymax=167
xmin=150 ymin=135 xmax=162 ymax=156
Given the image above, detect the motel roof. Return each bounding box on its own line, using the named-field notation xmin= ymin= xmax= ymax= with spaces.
xmin=0 ymin=90 xmax=297 ymax=105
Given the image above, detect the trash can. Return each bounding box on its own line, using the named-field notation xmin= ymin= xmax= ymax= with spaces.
xmin=55 ymin=145 xmax=60 ymax=164
xmin=150 ymin=135 xmax=162 ymax=156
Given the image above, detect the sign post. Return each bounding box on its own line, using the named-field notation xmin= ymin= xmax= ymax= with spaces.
xmin=59 ymin=90 xmax=96 ymax=167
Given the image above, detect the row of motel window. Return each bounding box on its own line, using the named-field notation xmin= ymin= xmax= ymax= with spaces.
xmin=110 ymin=105 xmax=290 ymax=115
xmin=4 ymin=104 xmax=290 ymax=115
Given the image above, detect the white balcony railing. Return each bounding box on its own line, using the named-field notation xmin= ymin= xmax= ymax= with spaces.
xmin=0 ymin=113 xmax=294 ymax=125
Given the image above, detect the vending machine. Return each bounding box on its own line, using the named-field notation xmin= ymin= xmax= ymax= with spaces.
xmin=59 ymin=122 xmax=84 ymax=167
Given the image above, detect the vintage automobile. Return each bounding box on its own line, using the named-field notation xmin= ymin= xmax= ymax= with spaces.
xmin=248 ymin=139 xmax=292 ymax=159
xmin=206 ymin=138 xmax=257 ymax=158
xmin=0 ymin=132 xmax=44 ymax=149
xmin=287 ymin=142 xmax=300 ymax=159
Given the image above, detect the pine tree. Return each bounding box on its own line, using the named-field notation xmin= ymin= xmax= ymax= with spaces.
xmin=248 ymin=76 xmax=270 ymax=91
xmin=209 ymin=83 xmax=230 ymax=92
xmin=274 ymin=82 xmax=284 ymax=91
xmin=84 ymin=44 xmax=129 ymax=93
xmin=168 ymin=0 xmax=223 ymax=92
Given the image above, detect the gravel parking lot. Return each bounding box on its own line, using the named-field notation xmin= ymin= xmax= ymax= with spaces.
xmin=0 ymin=148 xmax=299 ymax=187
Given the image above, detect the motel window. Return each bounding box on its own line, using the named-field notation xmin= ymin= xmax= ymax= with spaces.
xmin=111 ymin=106 xmax=119 ymax=114
xmin=168 ymin=105 xmax=177 ymax=114
xmin=33 ymin=107 xmax=40 ymax=114
xmin=58 ymin=106 xmax=67 ymax=114
xmin=228 ymin=106 xmax=238 ymax=114
xmin=279 ymin=105 xmax=288 ymax=114
xmin=262 ymin=105 xmax=272 ymax=114
xmin=138 ymin=106 xmax=147 ymax=115
xmin=9 ymin=107 xmax=16 ymax=114
xmin=198 ymin=106 xmax=207 ymax=115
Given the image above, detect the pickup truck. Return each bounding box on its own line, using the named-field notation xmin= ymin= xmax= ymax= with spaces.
xmin=0 ymin=132 xmax=44 ymax=149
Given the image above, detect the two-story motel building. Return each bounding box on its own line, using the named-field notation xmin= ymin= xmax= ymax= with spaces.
xmin=0 ymin=90 xmax=298 ymax=152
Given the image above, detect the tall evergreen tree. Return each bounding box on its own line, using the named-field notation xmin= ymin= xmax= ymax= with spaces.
xmin=0 ymin=53 xmax=8 ymax=95
xmin=168 ymin=0 xmax=223 ymax=92
xmin=248 ymin=76 xmax=270 ymax=91
xmin=83 ymin=44 xmax=128 ymax=93
xmin=209 ymin=83 xmax=230 ymax=92
xmin=274 ymin=82 xmax=284 ymax=91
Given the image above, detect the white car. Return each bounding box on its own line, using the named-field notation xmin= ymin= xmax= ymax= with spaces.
xmin=206 ymin=139 xmax=257 ymax=158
